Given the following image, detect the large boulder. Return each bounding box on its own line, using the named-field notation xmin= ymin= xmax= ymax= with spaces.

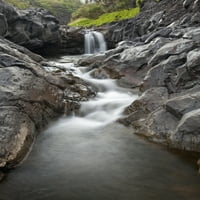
xmin=0 ymin=37 xmax=94 ymax=168
xmin=0 ymin=0 xmax=61 ymax=53
xmin=170 ymin=109 xmax=200 ymax=151
xmin=78 ymin=0 xmax=200 ymax=153
xmin=0 ymin=13 xmax=7 ymax=36
xmin=0 ymin=38 xmax=63 ymax=167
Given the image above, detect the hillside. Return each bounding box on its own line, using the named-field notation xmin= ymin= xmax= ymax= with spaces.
xmin=70 ymin=0 xmax=143 ymax=27
xmin=4 ymin=0 xmax=81 ymax=24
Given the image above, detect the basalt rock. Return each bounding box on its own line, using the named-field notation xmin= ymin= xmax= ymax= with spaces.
xmin=102 ymin=0 xmax=200 ymax=47
xmin=0 ymin=0 xmax=60 ymax=54
xmin=59 ymin=26 xmax=84 ymax=55
xmin=0 ymin=13 xmax=7 ymax=36
xmin=80 ymin=0 xmax=200 ymax=153
xmin=0 ymin=37 xmax=94 ymax=168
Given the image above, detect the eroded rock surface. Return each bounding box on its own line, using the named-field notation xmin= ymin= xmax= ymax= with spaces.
xmin=0 ymin=38 xmax=94 ymax=168
xmin=0 ymin=0 xmax=84 ymax=55
xmin=79 ymin=0 xmax=200 ymax=152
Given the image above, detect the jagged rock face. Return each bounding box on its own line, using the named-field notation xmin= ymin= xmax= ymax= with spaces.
xmin=0 ymin=13 xmax=7 ymax=36
xmin=0 ymin=0 xmax=85 ymax=55
xmin=79 ymin=0 xmax=200 ymax=152
xmin=59 ymin=26 xmax=84 ymax=55
xmin=103 ymin=0 xmax=200 ymax=46
xmin=0 ymin=38 xmax=64 ymax=167
xmin=0 ymin=0 xmax=60 ymax=53
xmin=0 ymin=37 xmax=94 ymax=168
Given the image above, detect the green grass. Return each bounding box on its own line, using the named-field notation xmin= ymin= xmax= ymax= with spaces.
xmin=5 ymin=0 xmax=80 ymax=13
xmin=5 ymin=0 xmax=30 ymax=9
xmin=69 ymin=7 xmax=140 ymax=27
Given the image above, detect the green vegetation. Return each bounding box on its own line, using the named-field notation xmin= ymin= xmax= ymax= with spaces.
xmin=69 ymin=0 xmax=145 ymax=27
xmin=5 ymin=0 xmax=30 ymax=9
xmin=5 ymin=0 xmax=81 ymax=15
xmin=69 ymin=7 xmax=140 ymax=27
xmin=32 ymin=0 xmax=81 ymax=14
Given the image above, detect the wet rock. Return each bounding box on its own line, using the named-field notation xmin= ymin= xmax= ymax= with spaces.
xmin=166 ymin=92 xmax=200 ymax=119
xmin=170 ymin=109 xmax=200 ymax=151
xmin=0 ymin=37 xmax=93 ymax=168
xmin=140 ymin=108 xmax=178 ymax=144
xmin=124 ymin=87 xmax=168 ymax=126
xmin=60 ymin=26 xmax=84 ymax=55
xmin=78 ymin=54 xmax=106 ymax=67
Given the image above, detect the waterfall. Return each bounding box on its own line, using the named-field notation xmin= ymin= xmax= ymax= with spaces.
xmin=84 ymin=31 xmax=107 ymax=54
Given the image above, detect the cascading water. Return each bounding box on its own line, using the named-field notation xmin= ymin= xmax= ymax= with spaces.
xmin=1 ymin=56 xmax=200 ymax=200
xmin=84 ymin=31 xmax=107 ymax=54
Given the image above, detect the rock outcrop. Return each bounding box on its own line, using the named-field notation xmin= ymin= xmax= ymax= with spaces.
xmin=79 ymin=0 xmax=200 ymax=153
xmin=0 ymin=0 xmax=85 ymax=55
xmin=0 ymin=0 xmax=60 ymax=53
xmin=0 ymin=37 xmax=94 ymax=168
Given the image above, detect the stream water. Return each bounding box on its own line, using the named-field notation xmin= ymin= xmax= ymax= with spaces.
xmin=0 ymin=55 xmax=200 ymax=200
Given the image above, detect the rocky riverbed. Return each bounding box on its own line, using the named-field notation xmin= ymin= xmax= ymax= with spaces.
xmin=0 ymin=0 xmax=200 ymax=176
xmin=78 ymin=0 xmax=200 ymax=153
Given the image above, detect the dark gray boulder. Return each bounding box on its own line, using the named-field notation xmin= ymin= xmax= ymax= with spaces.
xmin=171 ymin=109 xmax=200 ymax=151
xmin=79 ymin=0 xmax=200 ymax=153
xmin=0 ymin=0 xmax=60 ymax=53
xmin=0 ymin=37 xmax=94 ymax=168
xmin=0 ymin=13 xmax=7 ymax=36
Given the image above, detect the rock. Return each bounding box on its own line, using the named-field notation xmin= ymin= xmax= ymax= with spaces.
xmin=191 ymin=12 xmax=200 ymax=24
xmin=0 ymin=13 xmax=7 ymax=36
xmin=0 ymin=37 xmax=93 ymax=168
xmin=193 ymin=0 xmax=200 ymax=10
xmin=141 ymin=108 xmax=178 ymax=144
xmin=170 ymin=109 xmax=200 ymax=151
xmin=124 ymin=87 xmax=168 ymax=125
xmin=187 ymin=48 xmax=200 ymax=75
xmin=78 ymin=54 xmax=106 ymax=67
xmin=126 ymin=87 xmax=168 ymax=115
xmin=183 ymin=0 xmax=193 ymax=9
xmin=149 ymin=39 xmax=195 ymax=67
xmin=89 ymin=37 xmax=170 ymax=88
xmin=166 ymin=92 xmax=200 ymax=119
xmin=143 ymin=53 xmax=187 ymax=92
xmin=183 ymin=27 xmax=200 ymax=41
xmin=60 ymin=26 xmax=84 ymax=55
xmin=103 ymin=0 xmax=187 ymax=45
xmin=0 ymin=0 xmax=61 ymax=54
xmin=120 ymin=37 xmax=169 ymax=70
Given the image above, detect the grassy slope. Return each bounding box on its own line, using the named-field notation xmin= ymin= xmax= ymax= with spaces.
xmin=5 ymin=0 xmax=80 ymax=13
xmin=69 ymin=0 xmax=145 ymax=27
xmin=5 ymin=0 xmax=30 ymax=9
xmin=69 ymin=7 xmax=140 ymax=27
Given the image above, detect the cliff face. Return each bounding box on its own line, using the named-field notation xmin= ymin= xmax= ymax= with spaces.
xmin=79 ymin=0 xmax=200 ymax=152
xmin=0 ymin=0 xmax=61 ymax=53
xmin=102 ymin=0 xmax=199 ymax=47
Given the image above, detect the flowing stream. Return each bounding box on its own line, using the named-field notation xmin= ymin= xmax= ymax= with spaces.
xmin=0 ymin=55 xmax=200 ymax=200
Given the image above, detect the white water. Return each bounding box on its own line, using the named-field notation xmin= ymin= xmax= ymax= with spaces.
xmin=84 ymin=31 xmax=107 ymax=54
xmin=48 ymin=56 xmax=137 ymax=132
xmin=1 ymin=56 xmax=200 ymax=200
